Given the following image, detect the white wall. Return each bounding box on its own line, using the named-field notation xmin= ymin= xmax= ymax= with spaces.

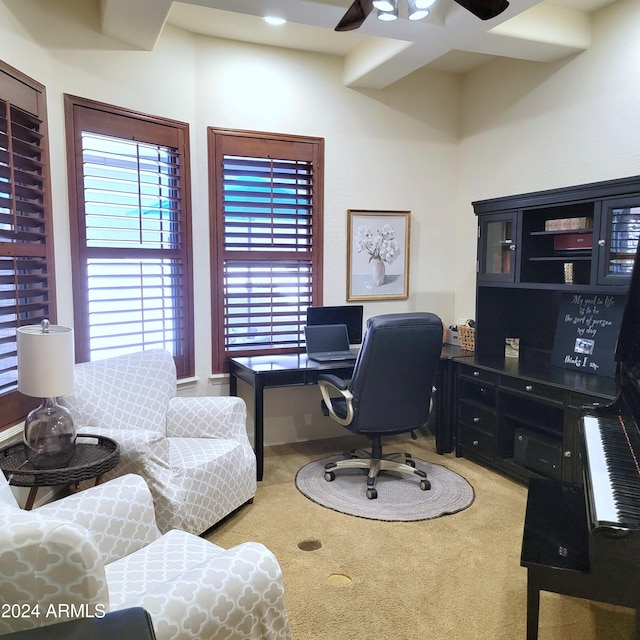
xmin=0 ymin=0 xmax=460 ymax=444
xmin=454 ymin=0 xmax=640 ymax=320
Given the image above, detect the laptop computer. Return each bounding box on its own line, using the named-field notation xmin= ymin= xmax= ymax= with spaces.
xmin=304 ymin=324 xmax=358 ymax=363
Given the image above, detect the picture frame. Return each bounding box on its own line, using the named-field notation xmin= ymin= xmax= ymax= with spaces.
xmin=347 ymin=209 xmax=410 ymax=301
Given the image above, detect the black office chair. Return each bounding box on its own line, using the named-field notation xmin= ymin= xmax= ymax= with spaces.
xmin=317 ymin=312 xmax=443 ymax=499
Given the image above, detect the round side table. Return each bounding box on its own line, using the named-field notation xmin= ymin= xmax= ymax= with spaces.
xmin=0 ymin=434 xmax=120 ymax=510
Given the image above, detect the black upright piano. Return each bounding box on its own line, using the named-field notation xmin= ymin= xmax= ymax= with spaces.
xmin=520 ymin=241 xmax=640 ymax=639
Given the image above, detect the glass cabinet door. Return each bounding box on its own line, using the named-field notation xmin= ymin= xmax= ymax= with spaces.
xmin=479 ymin=212 xmax=518 ymax=282
xmin=597 ymin=198 xmax=640 ymax=284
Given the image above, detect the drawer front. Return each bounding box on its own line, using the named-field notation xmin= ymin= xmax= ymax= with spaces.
xmin=458 ymin=365 xmax=496 ymax=386
xmin=459 ymin=400 xmax=495 ymax=433
xmin=500 ymin=376 xmax=564 ymax=405
xmin=568 ymin=392 xmax=610 ymax=411
xmin=458 ymin=379 xmax=496 ymax=407
xmin=459 ymin=425 xmax=494 ymax=459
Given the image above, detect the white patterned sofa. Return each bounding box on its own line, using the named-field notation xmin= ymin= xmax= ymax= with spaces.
xmin=61 ymin=349 xmax=256 ymax=535
xmin=0 ymin=472 xmax=292 ymax=639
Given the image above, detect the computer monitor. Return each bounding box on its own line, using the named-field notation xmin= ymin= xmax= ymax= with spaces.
xmin=306 ymin=305 xmax=364 ymax=345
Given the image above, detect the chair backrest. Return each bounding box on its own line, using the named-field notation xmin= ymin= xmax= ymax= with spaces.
xmin=347 ymin=312 xmax=443 ymax=435
xmin=63 ymin=349 xmax=176 ymax=436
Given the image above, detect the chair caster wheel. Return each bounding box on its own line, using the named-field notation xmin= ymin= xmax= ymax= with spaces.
xmin=420 ymin=479 xmax=431 ymax=491
xmin=324 ymin=471 xmax=335 ymax=482
xmin=406 ymin=458 xmax=416 ymax=468
xmin=366 ymin=487 xmax=378 ymax=500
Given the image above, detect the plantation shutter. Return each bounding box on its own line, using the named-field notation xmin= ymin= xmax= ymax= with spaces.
xmin=209 ymin=130 xmax=324 ymax=372
xmin=65 ymin=96 xmax=194 ymax=378
xmin=0 ymin=63 xmax=55 ymax=428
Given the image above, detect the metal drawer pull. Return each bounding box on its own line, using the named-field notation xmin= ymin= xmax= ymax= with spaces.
xmin=472 ymin=439 xmax=479 ymax=446
xmin=525 ymin=384 xmax=533 ymax=392
xmin=473 ymin=416 xmax=480 ymax=423
xmin=473 ymin=371 xmax=480 ymax=377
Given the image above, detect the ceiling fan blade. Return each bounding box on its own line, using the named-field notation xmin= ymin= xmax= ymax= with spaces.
xmin=453 ymin=0 xmax=509 ymax=20
xmin=335 ymin=0 xmax=374 ymax=31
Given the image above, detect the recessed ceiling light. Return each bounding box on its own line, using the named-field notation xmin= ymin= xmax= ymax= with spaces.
xmin=263 ymin=16 xmax=286 ymax=26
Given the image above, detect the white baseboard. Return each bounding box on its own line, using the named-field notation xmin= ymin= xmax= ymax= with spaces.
xmin=0 ymin=424 xmax=23 ymax=447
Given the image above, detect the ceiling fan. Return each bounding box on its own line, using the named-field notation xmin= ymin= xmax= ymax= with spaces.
xmin=335 ymin=0 xmax=509 ymax=31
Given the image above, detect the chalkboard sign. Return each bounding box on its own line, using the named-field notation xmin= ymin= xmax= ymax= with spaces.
xmin=551 ymin=293 xmax=625 ymax=377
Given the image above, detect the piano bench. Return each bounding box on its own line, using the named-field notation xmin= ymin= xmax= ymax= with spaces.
xmin=521 ymin=478 xmax=640 ymax=639
xmin=521 ymin=479 xmax=590 ymax=640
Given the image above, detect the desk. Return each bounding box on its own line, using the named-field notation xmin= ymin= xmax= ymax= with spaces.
xmin=229 ymin=344 xmax=466 ymax=480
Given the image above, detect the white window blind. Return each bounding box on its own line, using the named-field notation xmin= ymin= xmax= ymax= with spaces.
xmin=209 ymin=131 xmax=324 ymax=372
xmin=66 ymin=97 xmax=194 ymax=377
xmin=0 ymin=65 xmax=55 ymax=428
xmin=223 ymin=155 xmax=313 ymax=351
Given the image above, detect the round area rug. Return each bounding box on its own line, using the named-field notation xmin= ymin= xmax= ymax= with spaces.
xmin=295 ymin=454 xmax=475 ymax=521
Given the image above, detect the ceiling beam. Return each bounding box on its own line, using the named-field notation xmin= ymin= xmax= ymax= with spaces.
xmin=100 ymin=0 xmax=173 ymax=50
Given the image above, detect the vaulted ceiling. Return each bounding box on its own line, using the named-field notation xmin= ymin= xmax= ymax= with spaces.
xmin=99 ymin=0 xmax=617 ymax=88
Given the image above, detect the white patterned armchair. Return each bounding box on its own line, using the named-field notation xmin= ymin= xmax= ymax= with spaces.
xmin=0 ymin=473 xmax=292 ymax=639
xmin=62 ymin=349 xmax=256 ymax=535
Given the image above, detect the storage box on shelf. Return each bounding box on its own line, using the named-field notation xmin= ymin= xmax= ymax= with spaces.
xmin=457 ymin=324 xmax=476 ymax=352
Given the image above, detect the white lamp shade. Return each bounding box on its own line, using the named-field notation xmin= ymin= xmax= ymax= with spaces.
xmin=17 ymin=324 xmax=75 ymax=398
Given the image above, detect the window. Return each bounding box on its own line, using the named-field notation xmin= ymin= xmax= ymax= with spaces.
xmin=0 ymin=61 xmax=55 ymax=429
xmin=209 ymin=129 xmax=324 ymax=372
xmin=65 ymin=96 xmax=194 ymax=378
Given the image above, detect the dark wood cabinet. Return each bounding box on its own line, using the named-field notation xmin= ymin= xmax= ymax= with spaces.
xmin=455 ymin=175 xmax=640 ymax=483
xmin=455 ymin=358 xmax=617 ymax=483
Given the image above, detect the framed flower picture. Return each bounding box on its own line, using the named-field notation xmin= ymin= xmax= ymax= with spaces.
xmin=347 ymin=210 xmax=410 ymax=301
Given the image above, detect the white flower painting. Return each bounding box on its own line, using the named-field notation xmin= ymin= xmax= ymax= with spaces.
xmin=347 ymin=210 xmax=410 ymax=301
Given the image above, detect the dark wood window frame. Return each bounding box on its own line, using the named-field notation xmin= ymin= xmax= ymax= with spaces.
xmin=0 ymin=60 xmax=56 ymax=430
xmin=208 ymin=128 xmax=324 ymax=373
xmin=64 ymin=95 xmax=194 ymax=378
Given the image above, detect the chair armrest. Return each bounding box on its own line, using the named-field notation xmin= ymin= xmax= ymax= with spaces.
xmin=166 ymin=395 xmax=249 ymax=442
xmin=36 ymin=474 xmax=161 ymax=565
xmin=317 ymin=373 xmax=348 ymax=390
xmin=318 ymin=376 xmax=354 ymax=426
xmin=0 ymin=510 xmax=109 ymax=635
xmin=111 ymin=540 xmax=291 ymax=639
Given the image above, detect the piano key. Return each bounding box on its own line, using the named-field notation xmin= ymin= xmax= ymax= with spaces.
xmin=583 ymin=414 xmax=619 ymax=524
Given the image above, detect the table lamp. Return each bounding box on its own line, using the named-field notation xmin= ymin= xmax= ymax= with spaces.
xmin=17 ymin=320 xmax=76 ymax=469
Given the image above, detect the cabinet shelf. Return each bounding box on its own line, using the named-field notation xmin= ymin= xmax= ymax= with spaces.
xmin=528 ymin=255 xmax=591 ymax=262
xmin=530 ymin=229 xmax=593 ymax=236
xmin=502 ymin=412 xmax=562 ymax=438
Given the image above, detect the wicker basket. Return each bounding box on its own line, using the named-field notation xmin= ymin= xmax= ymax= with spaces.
xmin=457 ymin=324 xmax=476 ymax=352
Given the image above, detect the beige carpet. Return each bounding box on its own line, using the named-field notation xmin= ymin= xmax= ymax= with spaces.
xmin=207 ymin=432 xmax=636 ymax=640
